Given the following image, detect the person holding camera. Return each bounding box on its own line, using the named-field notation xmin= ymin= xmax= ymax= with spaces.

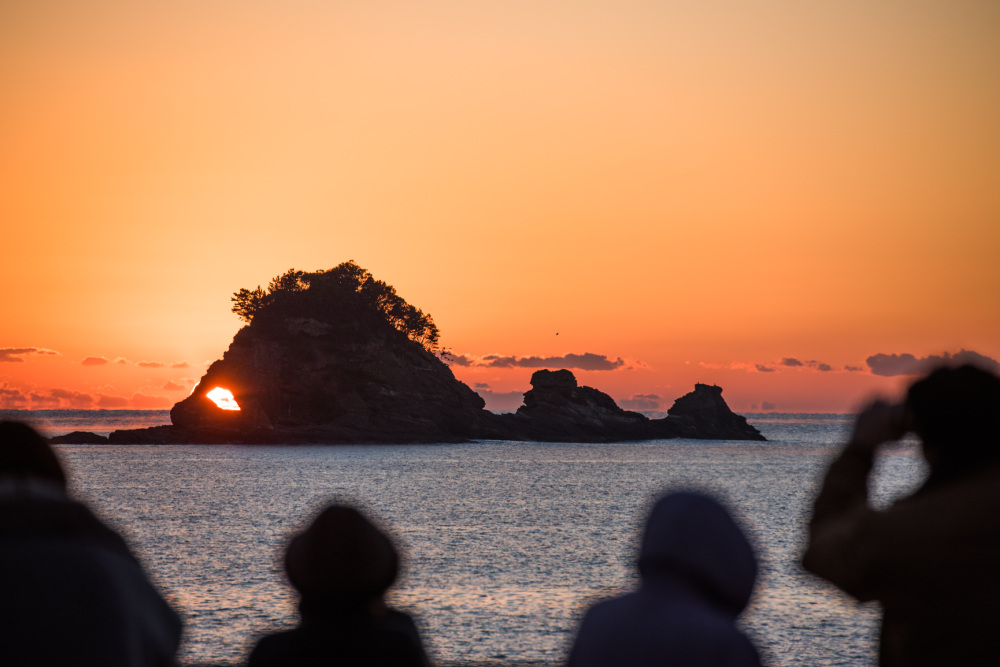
xmin=802 ymin=364 xmax=1000 ymax=666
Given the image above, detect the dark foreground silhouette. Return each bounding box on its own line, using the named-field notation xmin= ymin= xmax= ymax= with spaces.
xmin=0 ymin=420 xmax=181 ymax=665
xmin=803 ymin=364 xmax=1000 ymax=666
xmin=567 ymin=491 xmax=763 ymax=667
xmin=247 ymin=504 xmax=430 ymax=667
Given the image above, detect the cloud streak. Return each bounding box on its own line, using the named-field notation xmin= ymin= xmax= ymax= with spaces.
xmin=866 ymin=349 xmax=999 ymax=377
xmin=0 ymin=385 xmax=93 ymax=409
xmin=470 ymin=383 xmax=525 ymax=413
xmin=447 ymin=352 xmax=629 ymax=371
xmin=0 ymin=347 xmax=59 ymax=363
xmin=0 ymin=383 xmax=174 ymax=409
xmin=619 ymin=394 xmax=660 ymax=411
xmin=82 ymin=356 xmax=110 ymax=366
xmin=707 ymin=358 xmax=840 ymax=373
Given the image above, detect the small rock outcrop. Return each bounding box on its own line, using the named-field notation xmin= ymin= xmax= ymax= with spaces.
xmin=665 ymin=383 xmax=765 ymax=440
xmin=48 ymin=431 xmax=109 ymax=445
xmin=478 ymin=370 xmax=764 ymax=442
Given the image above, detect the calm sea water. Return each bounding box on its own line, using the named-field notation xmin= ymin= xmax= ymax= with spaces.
xmin=8 ymin=411 xmax=928 ymax=666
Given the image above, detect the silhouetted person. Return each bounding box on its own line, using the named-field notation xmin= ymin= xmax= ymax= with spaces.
xmin=567 ymin=491 xmax=763 ymax=667
xmin=247 ymin=504 xmax=429 ymax=666
xmin=803 ymin=364 xmax=1000 ymax=665
xmin=0 ymin=421 xmax=181 ymax=665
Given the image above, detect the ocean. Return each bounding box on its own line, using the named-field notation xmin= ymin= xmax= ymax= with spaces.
xmin=3 ymin=410 xmax=927 ymax=666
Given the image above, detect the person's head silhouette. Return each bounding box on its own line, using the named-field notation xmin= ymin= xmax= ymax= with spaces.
xmin=0 ymin=421 xmax=67 ymax=489
xmin=248 ymin=504 xmax=427 ymax=666
xmin=905 ymin=364 xmax=1000 ymax=480
xmin=284 ymin=504 xmax=399 ymax=605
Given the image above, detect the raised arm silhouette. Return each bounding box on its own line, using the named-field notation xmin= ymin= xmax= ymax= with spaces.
xmin=803 ymin=364 xmax=1000 ymax=665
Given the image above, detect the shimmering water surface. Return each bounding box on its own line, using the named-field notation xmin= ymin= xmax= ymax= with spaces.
xmin=41 ymin=413 xmax=927 ymax=666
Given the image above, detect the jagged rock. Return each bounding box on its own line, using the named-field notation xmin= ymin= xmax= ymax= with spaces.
xmin=476 ymin=370 xmax=763 ymax=442
xmin=48 ymin=431 xmax=109 ymax=445
xmin=478 ymin=369 xmax=653 ymax=442
xmin=665 ymin=384 xmax=765 ymax=440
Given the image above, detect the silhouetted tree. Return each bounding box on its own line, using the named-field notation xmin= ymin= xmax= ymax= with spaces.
xmin=231 ymin=261 xmax=440 ymax=352
xmin=231 ymin=286 xmax=268 ymax=324
xmin=268 ymin=269 xmax=307 ymax=294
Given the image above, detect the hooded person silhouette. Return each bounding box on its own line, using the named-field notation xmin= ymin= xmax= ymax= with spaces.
xmin=247 ymin=504 xmax=429 ymax=666
xmin=0 ymin=421 xmax=181 ymax=666
xmin=567 ymin=491 xmax=763 ymax=667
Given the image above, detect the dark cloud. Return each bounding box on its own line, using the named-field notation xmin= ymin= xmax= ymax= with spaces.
xmin=755 ymin=364 xmax=776 ymax=373
xmin=48 ymin=388 xmax=94 ymax=408
xmin=137 ymin=361 xmax=165 ymax=368
xmin=866 ymin=349 xmax=1000 ymax=377
xmin=473 ymin=382 xmax=490 ymax=389
xmin=163 ymin=381 xmax=186 ymax=391
xmin=473 ymin=389 xmax=524 ymax=413
xmin=82 ymin=356 xmax=110 ymax=366
xmin=116 ymin=358 xmax=128 ymax=365
xmin=844 ymin=365 xmax=864 ymax=372
xmin=0 ymin=347 xmax=59 ymax=363
xmin=444 ymin=354 xmax=474 ymax=366
xmin=171 ymin=362 xmax=190 ymax=369
xmin=96 ymin=394 xmax=129 ymax=408
xmin=444 ymin=352 xmax=630 ymax=371
xmin=619 ymin=394 xmax=660 ymax=411
xmin=761 ymin=401 xmax=776 ymax=411
xmin=481 ymin=352 xmax=626 ymax=371
xmin=0 ymin=384 xmax=28 ymax=407
xmin=1 ymin=386 xmax=95 ymax=408
xmin=27 ymin=391 xmax=61 ymax=408
xmin=769 ymin=358 xmax=834 ymax=372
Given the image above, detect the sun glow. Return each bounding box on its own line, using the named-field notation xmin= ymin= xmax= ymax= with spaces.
xmin=206 ymin=387 xmax=241 ymax=411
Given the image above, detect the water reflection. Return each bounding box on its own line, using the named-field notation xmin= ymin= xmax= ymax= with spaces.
xmin=57 ymin=436 xmax=923 ymax=666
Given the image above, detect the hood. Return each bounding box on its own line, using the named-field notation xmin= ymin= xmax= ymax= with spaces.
xmin=638 ymin=491 xmax=757 ymax=616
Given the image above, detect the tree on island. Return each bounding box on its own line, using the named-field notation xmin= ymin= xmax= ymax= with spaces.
xmin=231 ymin=261 xmax=440 ymax=352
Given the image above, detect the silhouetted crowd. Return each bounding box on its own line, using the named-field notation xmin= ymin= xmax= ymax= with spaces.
xmin=2 ymin=364 xmax=999 ymax=666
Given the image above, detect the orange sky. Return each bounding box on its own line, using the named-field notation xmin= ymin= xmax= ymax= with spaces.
xmin=2 ymin=0 xmax=998 ymax=414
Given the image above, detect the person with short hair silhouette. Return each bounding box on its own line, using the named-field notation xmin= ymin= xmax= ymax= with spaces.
xmin=803 ymin=364 xmax=1000 ymax=665
xmin=567 ymin=491 xmax=763 ymax=667
xmin=0 ymin=421 xmax=182 ymax=665
xmin=247 ymin=504 xmax=429 ymax=666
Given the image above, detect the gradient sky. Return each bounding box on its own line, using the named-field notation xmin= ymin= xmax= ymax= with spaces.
xmin=3 ymin=0 xmax=998 ymax=413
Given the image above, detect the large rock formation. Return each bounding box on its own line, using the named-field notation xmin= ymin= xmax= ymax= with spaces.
xmin=163 ymin=316 xmax=486 ymax=444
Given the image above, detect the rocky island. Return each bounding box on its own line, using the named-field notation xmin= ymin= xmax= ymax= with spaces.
xmin=74 ymin=262 xmax=764 ymax=444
